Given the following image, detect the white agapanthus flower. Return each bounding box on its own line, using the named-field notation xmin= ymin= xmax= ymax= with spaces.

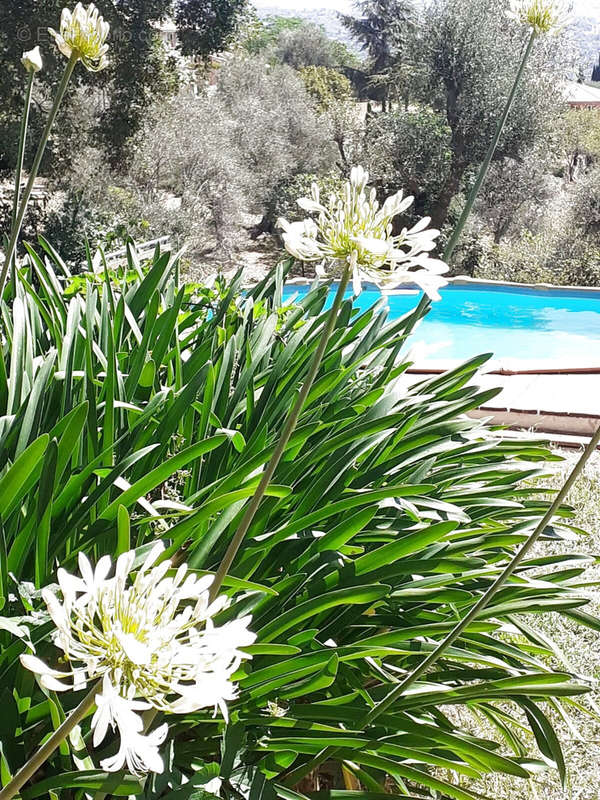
xmin=507 ymin=0 xmax=572 ymax=34
xmin=277 ymin=166 xmax=449 ymax=301
xmin=21 ymin=46 xmax=43 ymax=74
xmin=49 ymin=3 xmax=110 ymax=72
xmin=21 ymin=544 xmax=256 ymax=776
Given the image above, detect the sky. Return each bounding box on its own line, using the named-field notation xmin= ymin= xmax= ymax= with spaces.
xmin=250 ymin=0 xmax=600 ymax=18
xmin=575 ymin=0 xmax=600 ymax=17
xmin=252 ymin=0 xmax=354 ymax=11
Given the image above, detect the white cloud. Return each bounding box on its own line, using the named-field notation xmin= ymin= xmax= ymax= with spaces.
xmin=574 ymin=0 xmax=600 ymax=17
xmin=251 ymin=0 xmax=600 ymax=20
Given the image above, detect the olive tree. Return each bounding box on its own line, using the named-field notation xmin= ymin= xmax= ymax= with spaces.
xmin=476 ymin=149 xmax=555 ymax=242
xmin=214 ymin=56 xmax=337 ymax=199
xmin=127 ymin=56 xmax=336 ymax=255
xmin=415 ymin=0 xmax=571 ymax=229
xmin=363 ymin=108 xmax=452 ymax=217
xmin=271 ymin=22 xmax=345 ymax=69
xmin=42 ymin=54 xmax=336 ymax=263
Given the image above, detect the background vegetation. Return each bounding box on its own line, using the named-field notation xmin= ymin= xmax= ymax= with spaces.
xmin=3 ymin=0 xmax=600 ymax=284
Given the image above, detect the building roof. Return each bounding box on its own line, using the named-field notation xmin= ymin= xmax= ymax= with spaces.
xmin=564 ymin=81 xmax=600 ymax=106
xmin=151 ymin=18 xmax=178 ymax=33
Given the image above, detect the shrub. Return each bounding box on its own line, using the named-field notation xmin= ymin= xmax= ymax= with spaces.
xmin=560 ymin=109 xmax=600 ymax=182
xmin=468 ymin=166 xmax=600 ymax=287
xmin=264 ymin=171 xmax=345 ymax=230
xmin=299 ymin=65 xmax=353 ymax=111
xmin=42 ymin=146 xmax=154 ymax=266
xmin=43 ymin=189 xmax=117 ymax=266
xmin=470 ymin=228 xmax=600 ymax=287
xmin=0 ymin=195 xmax=45 ymax=251
xmin=569 ymin=165 xmax=600 ymax=238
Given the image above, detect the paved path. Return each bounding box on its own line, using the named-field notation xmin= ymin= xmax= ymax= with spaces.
xmin=407 ymin=367 xmax=600 ymax=437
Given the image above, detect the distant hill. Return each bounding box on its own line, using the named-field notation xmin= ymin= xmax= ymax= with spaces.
xmin=255 ymin=6 xmax=362 ymax=55
xmin=573 ymin=16 xmax=600 ymax=77
xmin=256 ymin=5 xmax=600 ymax=77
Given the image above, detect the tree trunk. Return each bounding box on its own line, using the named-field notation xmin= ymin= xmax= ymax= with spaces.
xmin=429 ymin=79 xmax=467 ymax=230
xmin=334 ymin=131 xmax=349 ymax=171
xmin=494 ymin=221 xmax=509 ymax=244
xmin=429 ymin=160 xmax=465 ymax=230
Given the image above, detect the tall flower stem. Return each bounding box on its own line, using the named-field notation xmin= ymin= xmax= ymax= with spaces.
xmin=443 ymin=30 xmax=537 ymax=263
xmin=8 ymin=70 xmax=35 ymax=295
xmin=0 ymin=681 xmax=99 ymax=800
xmin=283 ymin=422 xmax=600 ymax=786
xmin=208 ymin=260 xmax=353 ymax=602
xmin=0 ymin=53 xmax=78 ymax=298
xmin=11 ymin=72 xmax=35 ymax=236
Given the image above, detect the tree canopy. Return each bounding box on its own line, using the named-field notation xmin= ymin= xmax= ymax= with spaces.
xmin=414 ymin=0 xmax=569 ymax=228
xmin=175 ymin=0 xmax=247 ymax=57
xmin=341 ymin=0 xmax=416 ymax=109
xmin=0 ymin=0 xmax=247 ymax=170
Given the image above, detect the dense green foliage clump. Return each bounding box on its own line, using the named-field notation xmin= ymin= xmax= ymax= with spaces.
xmin=265 ymin=172 xmax=345 ymax=231
xmin=299 ymin=66 xmax=353 ymax=111
xmin=1 ymin=242 xmax=599 ymax=799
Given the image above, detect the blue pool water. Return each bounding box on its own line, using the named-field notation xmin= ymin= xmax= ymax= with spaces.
xmin=282 ymin=282 xmax=600 ymax=365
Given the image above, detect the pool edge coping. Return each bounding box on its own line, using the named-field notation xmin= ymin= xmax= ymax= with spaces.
xmin=284 ymin=274 xmax=600 ymax=294
xmin=448 ymin=275 xmax=600 ymax=294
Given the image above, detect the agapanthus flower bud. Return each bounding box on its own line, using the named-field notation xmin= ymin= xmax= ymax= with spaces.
xmin=49 ymin=3 xmax=110 ymax=72
xmin=21 ymin=46 xmax=43 ymax=73
xmin=507 ymin=0 xmax=572 ymax=34
xmin=278 ymin=166 xmax=449 ymax=301
xmin=20 ymin=544 xmax=256 ymax=775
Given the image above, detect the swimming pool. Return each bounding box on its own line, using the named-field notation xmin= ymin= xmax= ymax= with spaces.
xmin=282 ymin=280 xmax=600 ymax=368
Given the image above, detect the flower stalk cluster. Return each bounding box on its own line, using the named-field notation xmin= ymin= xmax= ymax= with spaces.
xmin=11 ymin=50 xmax=42 ymax=243
xmin=279 ymin=166 xmax=448 ymax=301
xmin=212 ymin=169 xmax=446 ymax=607
xmin=21 ymin=544 xmax=255 ymax=775
xmin=0 ymin=4 xmax=110 ymax=298
xmin=507 ymin=0 xmax=572 ymax=34
xmin=49 ymin=3 xmax=110 ymax=72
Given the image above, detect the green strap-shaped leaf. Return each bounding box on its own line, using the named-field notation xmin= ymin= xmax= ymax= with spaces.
xmin=19 ymin=771 xmax=143 ymax=799
xmin=0 ymin=434 xmax=49 ymax=520
xmin=100 ymin=435 xmax=228 ymax=521
xmin=257 ymin=585 xmax=389 ymax=643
